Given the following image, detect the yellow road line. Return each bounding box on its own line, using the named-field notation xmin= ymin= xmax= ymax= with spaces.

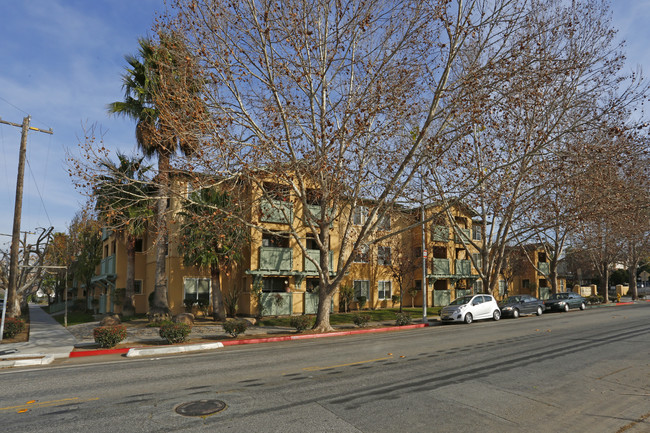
xmin=302 ymin=356 xmax=394 ymax=372
xmin=0 ymin=397 xmax=99 ymax=413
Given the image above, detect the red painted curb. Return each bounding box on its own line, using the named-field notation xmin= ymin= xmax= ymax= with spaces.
xmin=615 ymin=302 xmax=634 ymax=306
xmin=69 ymin=348 xmax=130 ymax=357
xmin=68 ymin=323 xmax=430 ymax=356
xmin=221 ymin=323 xmax=429 ymax=345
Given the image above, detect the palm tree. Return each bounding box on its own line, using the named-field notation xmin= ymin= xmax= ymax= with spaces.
xmin=95 ymin=153 xmax=153 ymax=317
xmin=108 ymin=35 xmax=200 ymax=317
xmin=178 ymin=188 xmax=247 ymax=321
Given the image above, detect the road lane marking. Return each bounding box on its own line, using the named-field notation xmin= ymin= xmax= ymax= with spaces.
xmin=302 ymin=356 xmax=394 ymax=371
xmin=0 ymin=397 xmax=99 ymax=413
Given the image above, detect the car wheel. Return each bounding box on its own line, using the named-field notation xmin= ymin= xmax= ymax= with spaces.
xmin=563 ymin=304 xmax=570 ymax=312
xmin=536 ymin=306 xmax=543 ymax=316
xmin=580 ymin=302 xmax=586 ymax=310
xmin=513 ymin=309 xmax=520 ymax=318
xmin=493 ymin=310 xmax=501 ymax=321
xmin=464 ymin=313 xmax=473 ymax=324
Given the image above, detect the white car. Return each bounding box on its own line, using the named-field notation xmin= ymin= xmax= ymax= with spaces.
xmin=440 ymin=294 xmax=501 ymax=324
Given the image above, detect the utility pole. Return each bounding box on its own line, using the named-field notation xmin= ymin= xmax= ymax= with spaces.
xmin=0 ymin=116 xmax=53 ymax=317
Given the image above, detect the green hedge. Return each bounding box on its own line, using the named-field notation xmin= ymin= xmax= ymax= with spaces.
xmin=2 ymin=317 xmax=25 ymax=339
xmin=159 ymin=322 xmax=192 ymax=344
xmin=93 ymin=325 xmax=127 ymax=348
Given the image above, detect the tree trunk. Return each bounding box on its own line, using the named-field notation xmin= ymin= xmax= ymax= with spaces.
xmin=122 ymin=234 xmax=136 ymax=317
xmin=313 ymin=287 xmax=335 ymax=332
xmin=602 ymin=262 xmax=610 ymax=303
xmin=628 ymin=264 xmax=638 ymax=300
xmin=151 ymin=152 xmax=171 ymax=317
xmin=210 ymin=264 xmax=226 ymax=321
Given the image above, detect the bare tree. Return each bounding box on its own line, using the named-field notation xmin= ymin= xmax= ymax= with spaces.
xmin=0 ymin=227 xmax=53 ymax=316
xmin=154 ymin=0 xmax=537 ymax=332
xmin=426 ymin=0 xmax=647 ymax=297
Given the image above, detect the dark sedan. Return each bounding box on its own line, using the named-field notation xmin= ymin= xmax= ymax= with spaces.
xmin=544 ymin=292 xmax=586 ymax=312
xmin=499 ymin=295 xmax=544 ymax=318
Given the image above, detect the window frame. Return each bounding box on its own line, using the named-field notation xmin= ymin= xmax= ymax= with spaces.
xmin=183 ymin=277 xmax=211 ymax=301
xmin=377 ymin=280 xmax=392 ymax=301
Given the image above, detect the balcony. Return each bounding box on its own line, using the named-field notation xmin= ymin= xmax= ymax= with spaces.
xmin=101 ymin=227 xmax=113 ymax=241
xmin=259 ymin=247 xmax=293 ymax=271
xmin=431 ymin=225 xmax=449 ymax=242
xmin=454 ymin=229 xmax=471 ymax=243
xmin=538 ymin=262 xmax=550 ymax=275
xmin=100 ymin=255 xmax=116 ymax=276
xmin=431 ymin=258 xmax=450 ymax=275
xmin=260 ymin=199 xmax=294 ymax=224
xmin=455 ymin=259 xmax=471 ymax=276
xmin=304 ymin=249 xmax=334 ymax=273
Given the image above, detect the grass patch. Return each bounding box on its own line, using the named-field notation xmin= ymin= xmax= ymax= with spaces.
xmin=53 ymin=311 xmax=96 ymax=326
xmin=258 ymin=307 xmax=441 ymax=327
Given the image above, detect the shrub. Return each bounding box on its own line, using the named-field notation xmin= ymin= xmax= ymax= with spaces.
xmin=2 ymin=317 xmax=25 ymax=339
xmin=352 ymin=313 xmax=371 ymax=327
xmin=289 ymin=315 xmax=313 ymax=333
xmin=223 ymin=320 xmax=248 ymax=337
xmin=395 ymin=312 xmax=412 ymax=326
xmin=339 ymin=285 xmax=354 ymax=313
xmin=224 ymin=285 xmax=243 ymax=317
xmin=183 ymin=298 xmax=195 ymax=312
xmin=356 ymin=296 xmax=367 ymax=310
xmin=391 ymin=294 xmax=400 ymax=307
xmin=197 ymin=298 xmax=210 ymax=317
xmin=587 ymin=295 xmax=604 ymax=305
xmin=93 ymin=325 xmax=127 ymax=348
xmin=159 ymin=322 xmax=192 ymax=344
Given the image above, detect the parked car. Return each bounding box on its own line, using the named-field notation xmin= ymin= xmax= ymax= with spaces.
xmin=499 ymin=295 xmax=544 ymax=318
xmin=544 ymin=292 xmax=586 ymax=312
xmin=440 ymin=294 xmax=501 ymax=324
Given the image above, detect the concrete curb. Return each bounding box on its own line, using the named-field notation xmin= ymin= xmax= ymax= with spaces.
xmin=0 ymin=354 xmax=54 ymax=368
xmin=126 ymin=342 xmax=224 ymax=357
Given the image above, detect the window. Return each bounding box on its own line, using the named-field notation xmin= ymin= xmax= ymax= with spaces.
xmin=354 ymin=244 xmax=369 ymax=263
xmin=353 ymin=206 xmax=368 ymax=225
xmin=498 ymin=280 xmax=506 ymax=296
xmin=522 ymin=279 xmax=530 ymax=289
xmin=378 ymin=214 xmax=391 ymax=230
xmin=134 ymin=239 xmax=143 ymax=253
xmin=539 ymin=278 xmax=548 ymax=288
xmin=472 ymin=226 xmax=482 ymax=241
xmin=473 ymin=280 xmax=483 ymax=293
xmin=414 ymin=247 xmax=422 ymax=259
xmin=377 ymin=246 xmax=391 ymax=265
xmin=134 ymin=280 xmax=143 ymax=295
xmin=378 ymin=281 xmax=392 ymax=300
xmin=305 ymin=234 xmax=318 ymax=250
xmin=263 ymin=277 xmax=287 ymax=293
xmin=353 ymin=280 xmax=370 ymax=301
xmin=184 ymin=278 xmax=210 ymax=301
xmin=472 ymin=253 xmax=482 ymax=270
xmin=262 ymin=232 xmax=290 ymax=248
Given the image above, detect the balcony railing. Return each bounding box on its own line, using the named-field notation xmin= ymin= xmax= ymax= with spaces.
xmin=304 ymin=249 xmax=334 ymax=273
xmin=431 ymin=258 xmax=450 ymax=275
xmin=455 ymin=259 xmax=471 ymax=276
xmin=454 ymin=229 xmax=471 ymax=243
xmin=538 ymin=262 xmax=550 ymax=275
xmin=100 ymin=255 xmax=116 ymax=276
xmin=260 ymin=199 xmax=294 ymax=224
xmin=259 ymin=247 xmax=293 ymax=271
xmin=431 ymin=225 xmax=449 ymax=242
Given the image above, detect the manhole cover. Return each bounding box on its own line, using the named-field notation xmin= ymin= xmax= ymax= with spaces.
xmin=175 ymin=400 xmax=226 ymax=417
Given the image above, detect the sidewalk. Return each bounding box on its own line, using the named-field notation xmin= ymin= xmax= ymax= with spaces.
xmin=0 ymin=304 xmax=76 ymax=367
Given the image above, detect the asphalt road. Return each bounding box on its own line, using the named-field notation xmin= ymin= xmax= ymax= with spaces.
xmin=1 ymin=304 xmax=648 ymax=432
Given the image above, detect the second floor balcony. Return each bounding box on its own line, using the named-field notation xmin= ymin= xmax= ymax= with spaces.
xmin=455 ymin=259 xmax=471 ymax=276
xmin=304 ymin=249 xmax=334 ymax=273
xmin=259 ymin=246 xmax=293 ymax=271
xmin=100 ymin=255 xmax=116 ymax=277
xmin=260 ymin=199 xmax=294 ymax=224
xmin=431 ymin=258 xmax=450 ymax=276
xmin=538 ymin=262 xmax=550 ymax=275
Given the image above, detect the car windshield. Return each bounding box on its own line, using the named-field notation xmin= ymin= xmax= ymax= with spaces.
xmin=549 ymin=293 xmax=569 ymax=300
xmin=449 ymin=296 xmax=473 ymax=306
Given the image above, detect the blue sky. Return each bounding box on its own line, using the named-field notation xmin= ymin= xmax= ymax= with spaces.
xmin=0 ymin=0 xmax=649 ymax=248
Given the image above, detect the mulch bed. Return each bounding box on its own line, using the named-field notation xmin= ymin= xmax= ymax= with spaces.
xmin=0 ymin=308 xmax=30 ymax=344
